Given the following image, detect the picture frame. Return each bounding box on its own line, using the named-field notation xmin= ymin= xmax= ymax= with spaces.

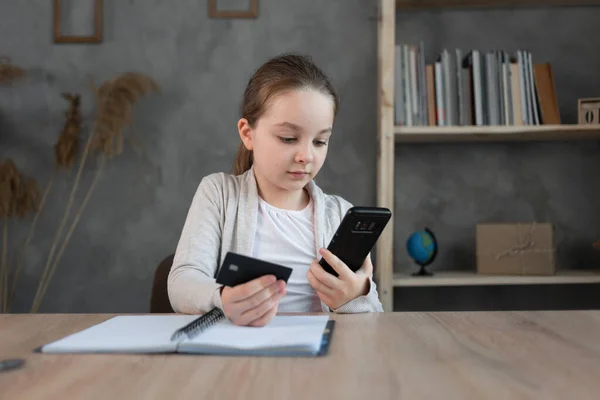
xmin=208 ymin=0 xmax=258 ymax=19
xmin=53 ymin=0 xmax=103 ymax=44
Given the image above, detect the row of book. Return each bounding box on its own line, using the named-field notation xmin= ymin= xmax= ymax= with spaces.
xmin=394 ymin=43 xmax=561 ymax=127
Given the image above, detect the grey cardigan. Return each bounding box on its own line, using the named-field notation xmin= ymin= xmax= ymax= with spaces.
xmin=167 ymin=166 xmax=384 ymax=314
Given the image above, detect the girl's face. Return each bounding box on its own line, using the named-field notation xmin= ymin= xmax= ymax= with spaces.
xmin=239 ymin=88 xmax=334 ymax=194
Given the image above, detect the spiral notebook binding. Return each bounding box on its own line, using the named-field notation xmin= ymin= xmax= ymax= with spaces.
xmin=170 ymin=307 xmax=226 ymax=342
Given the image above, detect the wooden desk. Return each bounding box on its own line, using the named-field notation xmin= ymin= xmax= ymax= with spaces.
xmin=1 ymin=311 xmax=600 ymax=399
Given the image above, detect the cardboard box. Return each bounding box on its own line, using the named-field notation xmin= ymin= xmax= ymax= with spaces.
xmin=476 ymin=223 xmax=556 ymax=275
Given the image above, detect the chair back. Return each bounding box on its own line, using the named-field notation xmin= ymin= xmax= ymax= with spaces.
xmin=150 ymin=254 xmax=175 ymax=313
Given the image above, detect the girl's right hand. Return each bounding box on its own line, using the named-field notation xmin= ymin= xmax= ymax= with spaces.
xmin=220 ymin=275 xmax=286 ymax=327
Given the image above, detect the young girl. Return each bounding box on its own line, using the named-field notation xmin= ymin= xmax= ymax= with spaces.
xmin=168 ymin=53 xmax=383 ymax=326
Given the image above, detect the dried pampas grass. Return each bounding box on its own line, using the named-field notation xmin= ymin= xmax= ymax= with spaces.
xmin=0 ymin=160 xmax=40 ymax=312
xmin=0 ymin=162 xmax=15 ymax=218
xmin=13 ymin=177 xmax=40 ymax=219
xmin=55 ymin=93 xmax=82 ymax=169
xmin=0 ymin=160 xmax=40 ymax=219
xmin=92 ymin=72 xmax=159 ymax=157
xmin=6 ymin=93 xmax=84 ymax=311
xmin=30 ymin=72 xmax=159 ymax=312
xmin=0 ymin=56 xmax=26 ymax=85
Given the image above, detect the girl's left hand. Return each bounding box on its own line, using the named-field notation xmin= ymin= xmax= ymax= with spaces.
xmin=306 ymin=248 xmax=371 ymax=310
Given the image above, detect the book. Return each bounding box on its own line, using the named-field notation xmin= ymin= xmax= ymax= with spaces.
xmin=533 ymin=63 xmax=561 ymax=124
xmin=37 ymin=308 xmax=334 ymax=357
xmin=394 ymin=43 xmax=561 ymax=127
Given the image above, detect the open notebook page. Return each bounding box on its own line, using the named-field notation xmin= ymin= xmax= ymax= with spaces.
xmin=178 ymin=315 xmax=329 ymax=354
xmin=41 ymin=315 xmax=198 ymax=353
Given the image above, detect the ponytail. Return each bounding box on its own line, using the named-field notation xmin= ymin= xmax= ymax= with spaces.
xmin=233 ymin=143 xmax=253 ymax=175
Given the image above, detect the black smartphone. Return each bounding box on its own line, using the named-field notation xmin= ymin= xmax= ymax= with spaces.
xmin=319 ymin=206 xmax=392 ymax=276
xmin=216 ymin=252 xmax=292 ymax=287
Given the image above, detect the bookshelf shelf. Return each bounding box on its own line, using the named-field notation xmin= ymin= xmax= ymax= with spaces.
xmin=395 ymin=0 xmax=600 ymax=10
xmin=375 ymin=0 xmax=600 ymax=311
xmin=395 ymin=124 xmax=600 ymax=143
xmin=393 ymin=270 xmax=600 ymax=287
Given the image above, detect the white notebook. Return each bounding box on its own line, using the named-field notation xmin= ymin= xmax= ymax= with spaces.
xmin=38 ymin=310 xmax=333 ymax=357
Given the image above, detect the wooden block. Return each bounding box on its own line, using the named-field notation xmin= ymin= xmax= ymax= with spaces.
xmin=578 ymin=98 xmax=600 ymax=125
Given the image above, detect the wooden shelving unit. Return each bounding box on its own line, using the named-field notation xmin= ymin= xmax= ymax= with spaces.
xmin=396 ymin=124 xmax=600 ymax=143
xmin=395 ymin=0 xmax=600 ymax=9
xmin=375 ymin=0 xmax=600 ymax=311
xmin=394 ymin=270 xmax=600 ymax=287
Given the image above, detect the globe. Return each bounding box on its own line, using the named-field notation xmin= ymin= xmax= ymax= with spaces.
xmin=406 ymin=227 xmax=438 ymax=276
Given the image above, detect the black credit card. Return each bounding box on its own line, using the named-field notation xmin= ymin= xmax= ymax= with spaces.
xmin=215 ymin=252 xmax=292 ymax=287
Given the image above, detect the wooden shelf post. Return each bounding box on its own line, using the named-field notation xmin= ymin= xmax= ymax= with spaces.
xmin=376 ymin=0 xmax=396 ymax=312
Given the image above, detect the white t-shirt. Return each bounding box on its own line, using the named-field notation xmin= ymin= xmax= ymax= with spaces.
xmin=252 ymin=196 xmax=321 ymax=313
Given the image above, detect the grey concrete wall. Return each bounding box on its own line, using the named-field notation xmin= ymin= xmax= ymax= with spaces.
xmin=1 ymin=1 xmax=599 ymax=313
